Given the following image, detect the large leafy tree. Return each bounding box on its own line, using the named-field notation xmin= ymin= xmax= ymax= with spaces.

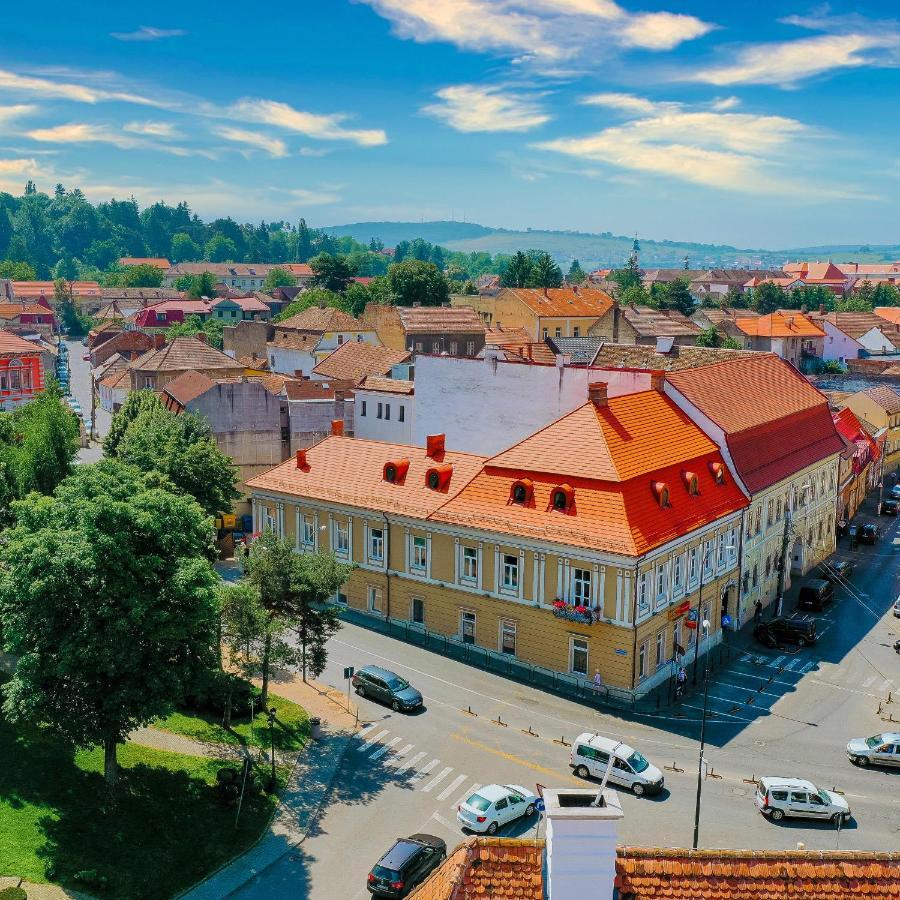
xmin=386 ymin=259 xmax=450 ymax=306
xmin=310 ymin=252 xmax=356 ymax=292
xmin=695 ymin=326 xmax=741 ymax=349
xmin=170 ymin=232 xmax=200 ymax=263
xmin=751 ymin=282 xmax=786 ymax=315
xmin=527 ymin=252 xmax=563 ymax=289
xmin=121 ymin=263 xmax=164 ymax=288
xmin=103 ymin=389 xmax=162 ymax=457
xmin=263 ymin=266 xmax=296 ymax=291
xmin=204 ymin=233 xmax=237 ymax=263
xmin=500 ymin=251 xmax=532 ymax=288
xmin=567 ymin=259 xmax=585 ymax=284
xmin=165 ymin=314 xmax=225 ymax=349
xmin=0 ymin=460 xmax=218 ymax=786
xmin=657 ymin=277 xmax=695 ymax=316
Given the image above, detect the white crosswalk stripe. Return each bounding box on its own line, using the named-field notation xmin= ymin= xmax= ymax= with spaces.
xmin=799 ymin=660 xmax=816 ymax=674
xmin=410 ymin=758 xmax=439 ymax=782
xmin=783 ymin=658 xmax=800 ymax=671
xmin=878 ymin=679 xmax=893 ymax=692
xmin=355 ymin=722 xmax=376 ymax=738
xmin=437 ymin=774 xmax=468 ymax=802
xmin=357 ymin=728 xmax=388 ymax=751
xmin=395 ymin=751 xmax=427 ymax=775
xmin=387 ymin=743 xmax=414 ymax=766
xmin=423 ymin=766 xmax=454 ymax=793
xmin=862 ymin=676 xmax=878 ymax=689
xmin=370 ymin=737 xmax=401 ymax=760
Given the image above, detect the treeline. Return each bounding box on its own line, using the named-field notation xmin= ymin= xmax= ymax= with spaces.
xmin=0 ymin=181 xmax=513 ymax=282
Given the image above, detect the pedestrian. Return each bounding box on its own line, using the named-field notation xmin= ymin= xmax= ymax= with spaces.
xmin=592 ymin=670 xmax=603 ymax=692
xmin=753 ymin=598 xmax=763 ymax=623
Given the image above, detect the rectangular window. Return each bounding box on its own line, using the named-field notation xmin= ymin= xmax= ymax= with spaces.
xmin=337 ymin=334 xmax=344 ymax=345
xmin=727 ymin=529 xmax=738 ymax=565
xmin=302 ymin=515 xmax=315 ymax=547
xmin=335 ymin=520 xmax=349 ymax=555
xmin=655 ymin=630 xmax=665 ymax=668
xmin=385 ymin=404 xmax=391 ymax=421
xmin=411 ymin=598 xmax=425 ymax=625
xmin=717 ymin=535 xmax=726 ymax=568
xmin=368 ymin=585 xmax=382 ymax=613
xmin=573 ymin=568 xmax=592 ymax=604
xmin=638 ymin=641 xmax=648 ymax=680
xmin=461 ymin=610 xmax=476 ymax=644
xmin=432 ymin=341 xmax=441 ymax=353
xmin=655 ymin=563 xmax=668 ymax=603
xmin=555 ymin=327 xmax=562 ymax=338
xmin=412 ymin=536 xmax=427 ymax=572
xmin=449 ymin=341 xmax=458 ymax=355
xmin=570 ymin=637 xmax=588 ymax=676
xmin=688 ymin=548 xmax=699 ymax=585
xmin=399 ymin=405 xmax=405 ymax=422
xmin=369 ymin=527 xmax=384 ymax=562
xmin=462 ymin=546 xmax=478 ymax=583
xmin=673 ymin=555 xmax=683 ymax=594
xmin=466 ymin=341 xmax=475 ymax=356
xmin=377 ymin=402 xmax=383 ymax=419
xmin=500 ymin=620 xmax=517 ymax=656
xmin=415 ymin=341 xmax=423 ymax=352
xmin=703 ymin=542 xmax=714 ymax=578
xmin=336 ymin=590 xmax=348 ymax=606
xmin=637 ymin=572 xmax=649 ymax=615
xmin=542 ymin=328 xmax=548 ymax=339
xmin=573 ymin=326 xmax=580 ymax=337
xmin=502 ymin=554 xmax=519 ymax=591
xmin=143 ymin=376 xmax=153 ymax=389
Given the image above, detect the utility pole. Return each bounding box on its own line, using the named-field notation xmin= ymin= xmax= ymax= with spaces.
xmin=692 ymin=619 xmax=712 ymax=849
xmin=692 ymin=547 xmax=708 ymax=686
xmin=774 ymin=510 xmax=793 ymax=618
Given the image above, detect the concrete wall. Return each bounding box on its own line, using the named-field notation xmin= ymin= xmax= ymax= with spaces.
xmin=223 ymin=320 xmax=273 ymax=362
xmin=354 ymin=390 xmax=413 ymax=443
xmin=821 ymin=321 xmax=862 ymax=362
xmin=268 ymin=345 xmax=318 ymax=377
xmin=288 ymin=398 xmax=354 ymax=449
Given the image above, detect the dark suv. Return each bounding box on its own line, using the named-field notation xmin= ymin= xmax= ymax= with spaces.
xmin=754 ymin=616 xmax=817 ymax=648
xmin=353 ymin=665 xmax=423 ymax=712
xmin=367 ymin=834 xmax=447 ymax=897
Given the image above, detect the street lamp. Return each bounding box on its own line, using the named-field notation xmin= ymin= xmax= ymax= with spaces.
xmin=267 ymin=706 xmax=277 ymax=789
xmin=692 ymin=617 xmax=712 ymax=850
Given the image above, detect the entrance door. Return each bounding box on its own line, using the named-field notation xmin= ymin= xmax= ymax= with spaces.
xmin=790 ymin=539 xmax=804 ymax=575
xmin=461 ymin=610 xmax=476 ymax=644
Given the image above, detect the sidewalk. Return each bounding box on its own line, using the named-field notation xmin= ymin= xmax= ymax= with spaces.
xmin=180 ymin=677 xmax=362 ymax=899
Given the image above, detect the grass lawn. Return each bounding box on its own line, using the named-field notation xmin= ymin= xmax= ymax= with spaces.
xmin=0 ymin=712 xmax=286 ymax=898
xmin=153 ymin=690 xmax=310 ymax=753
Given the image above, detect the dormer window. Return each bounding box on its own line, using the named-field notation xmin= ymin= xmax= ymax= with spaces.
xmin=509 ymin=479 xmax=534 ymax=505
xmin=383 ymin=458 xmax=410 ymax=483
xmin=708 ymin=461 xmax=726 ymax=485
xmin=425 ymin=463 xmax=453 ymax=491
xmin=682 ymin=471 xmax=699 ymax=496
xmin=652 ymin=481 xmax=671 ymax=508
xmin=551 ymin=484 xmax=574 ymax=512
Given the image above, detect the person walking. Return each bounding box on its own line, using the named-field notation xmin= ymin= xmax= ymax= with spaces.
xmin=753 ymin=598 xmax=763 ymax=623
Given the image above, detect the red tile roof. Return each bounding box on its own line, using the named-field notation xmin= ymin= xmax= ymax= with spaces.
xmin=161 ymin=370 xmax=216 ymax=406
xmin=667 ymin=355 xmax=844 ymax=493
xmin=312 ymin=342 xmax=410 ymax=384
xmin=277 ymin=306 xmax=365 ymax=332
xmin=874 ymin=307 xmax=900 ymax=325
xmin=0 ymin=331 xmax=42 ymax=355
xmin=397 ymin=306 xmax=485 ymax=335
xmin=358 ymin=376 xmax=414 ymax=395
xmin=12 ymin=280 xmax=101 ymax=297
xmin=734 ymin=312 xmax=825 ymax=338
xmin=500 ymin=286 xmax=614 ymax=319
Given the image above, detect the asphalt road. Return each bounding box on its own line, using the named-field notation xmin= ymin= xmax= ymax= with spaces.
xmin=65 ymin=337 xmax=109 ymax=463
xmin=238 ymin=498 xmax=900 ymax=899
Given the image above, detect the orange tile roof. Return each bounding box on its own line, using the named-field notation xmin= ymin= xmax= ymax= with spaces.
xmin=874 ymin=306 xmax=900 ymax=325
xmin=397 ymin=306 xmax=485 ymax=335
xmin=814 ymin=311 xmax=900 ymax=343
xmin=0 ymin=331 xmax=42 ymax=355
xmin=734 ymin=312 xmax=825 ymax=338
xmin=268 ymin=332 xmax=322 ymax=352
xmin=246 ymin=436 xmax=485 ymax=518
xmin=500 ymin=286 xmax=614 ymax=319
xmin=312 ymin=342 xmax=410 ymax=384
xmin=130 ymin=336 xmax=243 ymax=373
xmin=411 ymin=839 xmax=900 ymax=900
xmin=622 ymin=305 xmax=701 ymax=338
xmin=12 ymin=280 xmax=101 ymax=297
xmin=433 ymin=391 xmax=747 ymax=556
xmin=358 ymin=376 xmax=414 ymax=395
xmin=119 ymin=257 xmax=170 ymax=269
xmin=484 ymin=325 xmax=533 ymax=346
xmin=277 ymin=306 xmax=365 ymax=332
xmin=0 ymin=302 xmax=55 ymax=317
xmin=862 ymin=384 xmax=900 ymax=415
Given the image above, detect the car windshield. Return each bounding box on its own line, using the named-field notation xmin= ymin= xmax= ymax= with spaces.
xmin=627 ymin=750 xmax=650 ymax=773
xmin=387 ymin=677 xmax=410 ymax=691
xmin=865 ymin=734 xmax=884 ymax=748
xmin=816 ymin=789 xmax=831 ymax=804
xmin=466 ymin=794 xmax=492 ymax=812
xmin=372 ymin=865 xmax=400 ymax=881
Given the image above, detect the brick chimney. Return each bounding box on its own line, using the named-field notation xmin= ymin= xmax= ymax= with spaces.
xmin=649 ymin=370 xmax=666 ymax=392
xmin=588 ymin=382 xmax=608 ymax=407
xmin=331 ymin=419 xmax=344 ymax=436
xmin=196 ymin=332 xmax=207 ymax=344
xmin=544 ymin=788 xmax=624 ymax=900
xmin=153 ymin=333 xmax=166 ymax=350
xmin=426 ymin=433 xmax=445 ymax=459
xmin=295 ymin=449 xmax=308 ymax=469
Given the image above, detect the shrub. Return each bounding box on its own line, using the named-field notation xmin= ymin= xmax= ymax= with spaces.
xmin=182 ymin=668 xmax=259 ymax=719
xmin=0 ymin=887 xmax=28 ymax=900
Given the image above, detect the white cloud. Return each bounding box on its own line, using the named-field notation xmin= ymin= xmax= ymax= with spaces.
xmin=711 ymin=96 xmax=740 ymax=111
xmin=0 ymin=157 xmax=53 ymax=193
xmin=0 ymin=104 xmax=37 ymax=124
xmin=581 ymin=92 xmax=674 ymax=114
xmin=213 ymin=125 xmax=288 ymax=158
xmin=422 ymin=84 xmax=550 ymax=132
xmin=359 ymin=0 xmax=713 ymax=60
xmin=110 ymin=26 xmax=185 ymax=42
xmin=691 ymin=33 xmax=892 ymax=86
xmin=297 ymin=146 xmax=330 ymax=157
xmin=285 ymin=188 xmax=341 ymax=205
xmin=25 ymin=122 xmax=215 ymax=158
xmin=0 ymin=67 xmax=161 ymax=106
xmin=535 ymin=95 xmax=849 ymax=197
xmin=124 ymin=120 xmax=180 ymax=138
xmin=230 ymin=99 xmax=387 ymax=146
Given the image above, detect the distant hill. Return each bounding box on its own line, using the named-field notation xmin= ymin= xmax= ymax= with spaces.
xmin=320 ymin=220 xmax=899 ymax=269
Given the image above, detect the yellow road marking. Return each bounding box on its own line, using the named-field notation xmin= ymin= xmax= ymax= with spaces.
xmin=451 ymin=732 xmax=582 ymax=784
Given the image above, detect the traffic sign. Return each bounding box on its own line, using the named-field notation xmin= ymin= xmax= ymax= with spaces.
xmin=343 ymin=666 xmax=355 ymax=680
xmin=534 ymin=798 xmax=545 ymax=813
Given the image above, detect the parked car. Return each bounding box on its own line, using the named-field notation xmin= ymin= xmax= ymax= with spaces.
xmin=819 ymin=559 xmax=854 ymax=583
xmin=847 ymin=732 xmax=900 ymax=768
xmin=881 ymin=499 xmax=899 ymax=516
xmin=367 ymin=834 xmax=446 ymax=898
xmin=81 ymin=351 xmax=91 ymax=362
xmin=569 ymin=733 xmax=665 ymax=796
xmin=890 ymin=484 xmax=900 ymax=500
xmin=753 ymin=616 xmax=817 ymax=648
xmin=457 ymin=784 xmax=535 ymax=834
xmin=755 ymin=776 xmax=850 ymax=824
xmin=797 ymin=578 xmax=834 ymax=612
xmin=893 ymin=596 xmax=900 ymax=618
xmin=858 ymin=523 xmax=878 ymax=545
xmin=352 ymin=665 xmax=423 ymax=712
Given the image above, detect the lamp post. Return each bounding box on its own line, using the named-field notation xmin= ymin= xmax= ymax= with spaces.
xmin=692 ymin=618 xmax=712 ymax=850
xmin=267 ymin=706 xmax=277 ymax=788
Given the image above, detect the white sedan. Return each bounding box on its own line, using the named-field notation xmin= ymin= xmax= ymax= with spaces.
xmin=457 ymin=784 xmax=536 ymax=834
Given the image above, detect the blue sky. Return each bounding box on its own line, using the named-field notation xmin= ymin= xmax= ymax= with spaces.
xmin=1 ymin=1 xmax=898 ymax=248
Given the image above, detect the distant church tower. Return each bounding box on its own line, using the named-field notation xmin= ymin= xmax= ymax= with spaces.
xmin=683 ymin=254 xmax=690 ymax=270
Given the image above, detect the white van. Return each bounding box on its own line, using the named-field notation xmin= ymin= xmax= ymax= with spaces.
xmin=569 ymin=733 xmax=664 ymax=796
xmin=755 ymin=776 xmax=850 ymax=824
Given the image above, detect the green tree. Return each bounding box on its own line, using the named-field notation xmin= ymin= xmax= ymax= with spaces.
xmin=263 ymin=266 xmax=297 ymax=291
xmin=171 ymin=232 xmax=200 ymax=263
xmin=567 ymin=259 xmax=585 ymax=284
xmin=54 ymin=257 xmax=78 ymax=282
xmin=296 ymin=219 xmax=313 ymax=262
xmin=204 ymin=233 xmax=237 ymax=263
xmin=184 ymin=271 xmax=218 ymax=299
xmin=500 ymin=251 xmax=532 ymax=288
xmin=722 ymin=285 xmax=749 ymax=309
xmin=310 ymin=252 xmax=356 ymax=292
xmin=619 ymin=284 xmax=650 ymax=306
xmin=751 ymin=282 xmax=786 ymax=315
xmin=121 ymin=262 xmax=164 ymax=288
xmin=103 ymin=389 xmax=163 ymax=457
xmin=275 ymin=288 xmax=344 ymax=321
xmin=0 ymin=260 xmax=36 ymax=280
xmin=386 ymin=259 xmax=450 ymax=306
xmin=872 ymin=283 xmax=900 ymax=307
xmin=114 ymin=404 xmax=239 ymax=517
xmin=658 ymin=277 xmax=695 ymax=316
xmin=85 ymin=238 xmax=123 ymax=270
xmin=834 ymin=295 xmax=875 ymax=312
xmin=343 ymin=282 xmax=372 ymax=318
xmin=610 ymin=258 xmax=642 ymax=296
xmin=695 ymin=326 xmax=740 ymax=349
xmin=165 ymin=314 xmax=225 ymax=350
xmin=0 ymin=459 xmax=218 ymax=786
xmin=527 ymin=252 xmax=563 ymax=289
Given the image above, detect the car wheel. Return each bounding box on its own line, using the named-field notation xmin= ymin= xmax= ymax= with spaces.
xmin=486 ymin=821 xmax=498 ymax=835
xmin=392 ymin=700 xmax=400 ymax=712
xmin=797 ymin=637 xmax=807 ymax=648
xmin=356 ymin=685 xmax=365 ymax=697
xmin=632 ymin=782 xmax=645 ymax=797
xmin=770 ymin=808 xmax=785 ymax=821
xmin=525 ymin=803 xmax=535 ymax=817
xmin=856 ymin=755 xmax=869 ymax=767
xmin=575 ymin=765 xmax=590 ymax=779
xmin=831 ymin=813 xmax=844 ymax=825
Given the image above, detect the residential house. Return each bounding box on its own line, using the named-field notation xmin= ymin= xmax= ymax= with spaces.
xmin=209 ymin=295 xmax=272 ymax=322
xmin=12 ymin=281 xmax=103 ymax=314
xmin=0 ymin=331 xmax=45 ymax=410
xmin=118 ymin=257 xmax=170 ymax=270
xmin=128 ymin=336 xmax=246 ymax=392
xmin=842 ymin=385 xmax=900 ymax=476
xmin=689 ymin=269 xmax=784 ymax=301
xmin=97 ymin=365 xmax=131 ymax=413
xmin=483 ymin=324 xmax=532 ymax=351
xmin=691 ymin=306 xmax=759 ymax=330
xmin=452 ymin=287 xmax=614 ymax=340
xmin=729 ymin=312 xmax=825 ymax=370
xmin=248 ymin=385 xmax=747 ymax=695
xmin=310 ymin=339 xmax=409 ymax=385
xmin=281 ymin=378 xmax=355 ymax=451
xmin=545 ymin=335 xmax=605 ymax=364
xmin=589 ymin=305 xmax=701 ymax=346
xmin=665 ymin=354 xmax=844 ymax=624
xmin=0 ymin=301 xmax=58 ymax=335
xmin=475 ymin=274 xmax=500 ymax=295
xmin=267 ymin=306 xmax=380 ymax=377
xmin=781 ymin=261 xmax=848 ymax=295
xmin=354 ymin=376 xmax=414 ymax=443
xmin=874 ymin=306 xmax=900 ymax=327
xmin=832 ymin=407 xmax=880 ymax=523
xmin=360 ymin=303 xmax=486 ymax=357
xmin=90 ymin=330 xmax=157 ymax=367
xmin=99 ymin=287 xmax=182 ymax=319
xmin=642 ymin=268 xmax=706 ymax=288
xmin=133 ymin=299 xmax=214 ymax=329
xmin=163 ymin=262 xmax=312 ymax=291
xmin=807 ymin=311 xmax=900 ymax=361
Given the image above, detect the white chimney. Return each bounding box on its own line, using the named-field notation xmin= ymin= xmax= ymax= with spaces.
xmin=544 ymin=788 xmax=624 ymax=900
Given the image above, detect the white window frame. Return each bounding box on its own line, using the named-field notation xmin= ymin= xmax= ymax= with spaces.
xmin=569 ymin=636 xmax=589 ymax=677
xmin=688 ymin=547 xmax=699 ymax=587
xmin=727 ymin=528 xmax=738 ymax=566
xmin=460 ymin=609 xmax=476 ymax=644
xmin=263 ymin=506 xmax=276 ymax=532
xmin=368 ymin=585 xmax=382 ymax=614
xmin=572 ymin=567 xmax=592 ymax=605
xmin=334 ymin=520 xmax=349 ymax=557
xmin=501 ymin=553 xmax=519 ymax=593
xmin=703 ymin=541 xmax=714 ymax=579
xmin=302 ymin=514 xmax=315 ymax=548
xmin=672 ymin=554 xmax=683 ymax=597
xmin=637 ymin=572 xmax=650 ymax=616
xmin=655 ymin=562 xmax=668 ymax=607
xmin=717 ymin=534 xmax=726 ymax=570
xmin=655 ymin=630 xmax=665 ymax=669
xmin=369 ymin=527 xmax=384 ymax=563
xmin=499 ymin=619 xmax=517 ymax=656
xmin=461 ymin=546 xmax=478 ymax=585
xmin=411 ymin=535 xmax=427 ymax=573
xmin=638 ymin=641 xmax=648 ymax=680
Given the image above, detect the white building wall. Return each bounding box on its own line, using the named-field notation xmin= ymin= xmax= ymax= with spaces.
xmin=858 ymin=326 xmax=895 ymax=356
xmin=354 ymin=390 xmax=413 ymax=443
xmin=316 ymin=330 xmax=380 ymax=353
xmin=821 ymin=321 xmax=862 ymax=361
xmin=268 ymin=346 xmax=317 ymax=376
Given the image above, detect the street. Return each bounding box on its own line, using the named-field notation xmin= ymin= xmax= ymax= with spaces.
xmin=65 ymin=337 xmax=109 ymax=463
xmin=237 ymin=499 xmax=900 ymax=899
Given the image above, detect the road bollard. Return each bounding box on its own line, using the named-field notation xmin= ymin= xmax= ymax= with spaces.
xmin=664 ymin=761 xmax=684 ymax=773
xmin=463 ymin=705 xmax=477 ymax=717
xmin=552 ymin=735 xmax=570 ymax=746
xmin=493 ymin=714 xmax=508 ymax=727
xmin=521 ymin=725 xmax=539 ymax=738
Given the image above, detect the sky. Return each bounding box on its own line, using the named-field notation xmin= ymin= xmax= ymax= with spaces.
xmin=1 ymin=1 xmax=899 ymax=249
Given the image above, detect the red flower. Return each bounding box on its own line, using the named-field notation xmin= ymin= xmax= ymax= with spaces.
xmin=552 ymin=600 xmax=566 ymax=609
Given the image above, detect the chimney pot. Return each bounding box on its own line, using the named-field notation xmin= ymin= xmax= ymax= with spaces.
xmin=426 ymin=433 xmax=445 ymax=459
xmin=295 ymin=449 xmax=308 ymax=469
xmin=588 ymin=381 xmax=608 ymax=407
xmin=331 ymin=419 xmax=344 ymax=436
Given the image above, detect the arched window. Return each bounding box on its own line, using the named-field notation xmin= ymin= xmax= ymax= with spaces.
xmin=651 ymin=481 xmax=671 ymax=508
xmin=551 ymin=484 xmax=574 ymax=512
xmin=682 ymin=471 xmax=699 ymax=496
xmin=509 ymin=479 xmax=534 ymax=505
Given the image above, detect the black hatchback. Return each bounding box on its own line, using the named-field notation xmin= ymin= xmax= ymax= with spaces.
xmin=754 ymin=615 xmax=817 ymax=648
xmin=367 ymin=834 xmax=447 ymax=897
